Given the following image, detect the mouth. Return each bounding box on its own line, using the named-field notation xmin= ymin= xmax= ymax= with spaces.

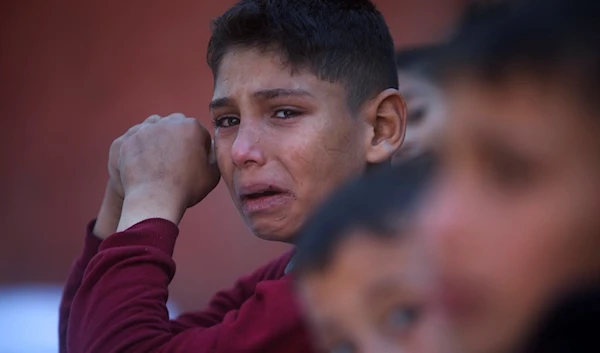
xmin=241 ymin=189 xmax=284 ymax=200
xmin=238 ymin=185 xmax=294 ymax=214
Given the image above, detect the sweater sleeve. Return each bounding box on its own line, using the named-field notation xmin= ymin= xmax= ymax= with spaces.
xmin=169 ymin=247 xmax=293 ymax=333
xmin=59 ymin=221 xmax=102 ymax=353
xmin=66 ymin=219 xmax=307 ymax=353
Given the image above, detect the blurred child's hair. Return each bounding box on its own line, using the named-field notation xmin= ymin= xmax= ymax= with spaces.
xmin=436 ymin=0 xmax=600 ymax=113
xmin=294 ymin=153 xmax=436 ymax=275
xmin=395 ymin=45 xmax=441 ymax=78
xmin=396 ymin=1 xmax=512 ymax=80
xmin=450 ymin=0 xmax=515 ymax=38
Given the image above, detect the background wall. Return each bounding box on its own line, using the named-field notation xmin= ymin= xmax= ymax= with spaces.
xmin=0 ymin=0 xmax=466 ymax=311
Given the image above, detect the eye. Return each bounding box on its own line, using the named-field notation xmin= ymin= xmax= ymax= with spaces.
xmin=489 ymin=157 xmax=534 ymax=190
xmin=383 ymin=306 xmax=421 ymax=334
xmin=482 ymin=142 xmax=537 ymax=191
xmin=274 ymin=109 xmax=300 ymax=119
xmin=408 ymin=106 xmax=427 ymax=125
xmin=214 ymin=116 xmax=240 ymax=128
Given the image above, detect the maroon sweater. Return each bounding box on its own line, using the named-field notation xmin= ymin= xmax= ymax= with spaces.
xmin=59 ymin=218 xmax=314 ymax=353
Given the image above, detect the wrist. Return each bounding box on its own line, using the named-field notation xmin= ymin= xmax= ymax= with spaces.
xmin=117 ymin=186 xmax=186 ymax=232
xmin=93 ymin=183 xmax=124 ymax=239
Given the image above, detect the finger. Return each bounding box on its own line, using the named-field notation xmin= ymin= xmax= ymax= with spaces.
xmin=144 ymin=114 xmax=161 ymax=123
xmin=123 ymin=123 xmax=143 ymax=138
xmin=164 ymin=112 xmax=187 ymax=121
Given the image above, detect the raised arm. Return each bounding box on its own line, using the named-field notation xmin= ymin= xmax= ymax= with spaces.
xmin=59 ymin=116 xmax=159 ymax=352
xmin=67 ymin=216 xmax=305 ymax=353
xmin=66 ymin=113 xmax=225 ymax=352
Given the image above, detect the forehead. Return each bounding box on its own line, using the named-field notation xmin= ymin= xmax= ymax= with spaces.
xmin=442 ymin=76 xmax=600 ymax=157
xmin=212 ymin=48 xmax=345 ymax=102
xmin=302 ymin=231 xmax=421 ymax=304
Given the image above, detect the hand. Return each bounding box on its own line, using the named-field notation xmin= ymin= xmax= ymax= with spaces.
xmin=94 ymin=115 xmax=162 ymax=239
xmin=108 ymin=115 xmax=162 ymax=199
xmin=116 ymin=113 xmax=220 ymax=230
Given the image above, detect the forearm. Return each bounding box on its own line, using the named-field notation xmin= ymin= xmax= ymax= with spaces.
xmin=94 ymin=181 xmax=124 ymax=239
xmin=67 ymin=219 xmax=181 ymax=352
xmin=59 ymin=221 xmax=103 ymax=353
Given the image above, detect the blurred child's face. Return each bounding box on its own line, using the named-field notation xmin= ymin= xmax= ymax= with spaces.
xmin=417 ymin=75 xmax=600 ymax=353
xmin=393 ymin=72 xmax=446 ymax=164
xmin=298 ymin=230 xmax=445 ymax=353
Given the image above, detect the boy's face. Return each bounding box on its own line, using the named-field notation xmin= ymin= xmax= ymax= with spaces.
xmin=211 ymin=48 xmax=369 ymax=241
xmin=392 ymin=72 xmax=445 ymax=164
xmin=298 ymin=231 xmax=446 ymax=353
xmin=417 ymin=75 xmax=600 ymax=353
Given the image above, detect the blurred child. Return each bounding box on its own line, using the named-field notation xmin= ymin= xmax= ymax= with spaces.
xmin=393 ymin=46 xmax=446 ymax=164
xmin=417 ymin=0 xmax=600 ymax=352
xmin=392 ymin=1 xmax=513 ymax=165
xmin=294 ymin=155 xmax=445 ymax=353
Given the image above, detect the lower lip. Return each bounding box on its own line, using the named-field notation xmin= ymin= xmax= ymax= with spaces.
xmin=241 ymin=193 xmax=294 ymax=214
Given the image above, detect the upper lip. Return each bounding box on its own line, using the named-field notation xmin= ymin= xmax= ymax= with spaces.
xmin=236 ymin=183 xmax=288 ymax=199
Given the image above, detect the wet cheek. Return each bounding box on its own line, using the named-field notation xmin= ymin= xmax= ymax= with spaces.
xmin=291 ymin=129 xmax=352 ymax=179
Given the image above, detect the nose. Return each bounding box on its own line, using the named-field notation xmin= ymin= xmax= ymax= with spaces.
xmin=230 ymin=122 xmax=267 ymax=168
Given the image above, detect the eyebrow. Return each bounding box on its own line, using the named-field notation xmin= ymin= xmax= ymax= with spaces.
xmin=209 ymin=88 xmax=314 ymax=110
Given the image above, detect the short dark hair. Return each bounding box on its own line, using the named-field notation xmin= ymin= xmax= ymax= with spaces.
xmin=436 ymin=0 xmax=600 ymax=111
xmin=207 ymin=0 xmax=398 ymax=112
xmin=394 ymin=2 xmax=512 ymax=79
xmin=450 ymin=0 xmax=515 ymax=39
xmin=294 ymin=153 xmax=436 ymax=274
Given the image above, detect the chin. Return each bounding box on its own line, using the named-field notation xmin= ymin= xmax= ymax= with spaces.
xmin=253 ymin=228 xmax=297 ymax=243
xmin=244 ymin=212 xmax=302 ymax=244
xmin=247 ymin=219 xmax=299 ymax=243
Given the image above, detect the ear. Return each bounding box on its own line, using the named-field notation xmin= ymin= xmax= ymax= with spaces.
xmin=362 ymin=88 xmax=407 ymax=164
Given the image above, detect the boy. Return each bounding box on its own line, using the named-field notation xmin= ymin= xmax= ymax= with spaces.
xmin=294 ymin=155 xmax=444 ymax=353
xmin=59 ymin=0 xmax=406 ymax=352
xmin=417 ymin=0 xmax=600 ymax=352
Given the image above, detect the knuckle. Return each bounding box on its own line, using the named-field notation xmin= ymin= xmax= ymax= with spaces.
xmin=125 ymin=124 xmax=141 ymax=136
xmin=166 ymin=112 xmax=186 ymax=120
xmin=189 ymin=118 xmax=209 ymax=135
xmin=146 ymin=114 xmax=161 ymax=121
xmin=111 ymin=136 xmax=124 ymax=147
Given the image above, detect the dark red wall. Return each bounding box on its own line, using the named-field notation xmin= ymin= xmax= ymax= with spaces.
xmin=0 ymin=0 xmax=465 ymax=310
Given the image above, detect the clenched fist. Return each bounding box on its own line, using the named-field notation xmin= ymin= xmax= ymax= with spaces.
xmin=108 ymin=115 xmax=162 ymax=199
xmin=115 ymin=113 xmax=220 ymax=231
xmin=93 ymin=115 xmax=161 ymax=239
